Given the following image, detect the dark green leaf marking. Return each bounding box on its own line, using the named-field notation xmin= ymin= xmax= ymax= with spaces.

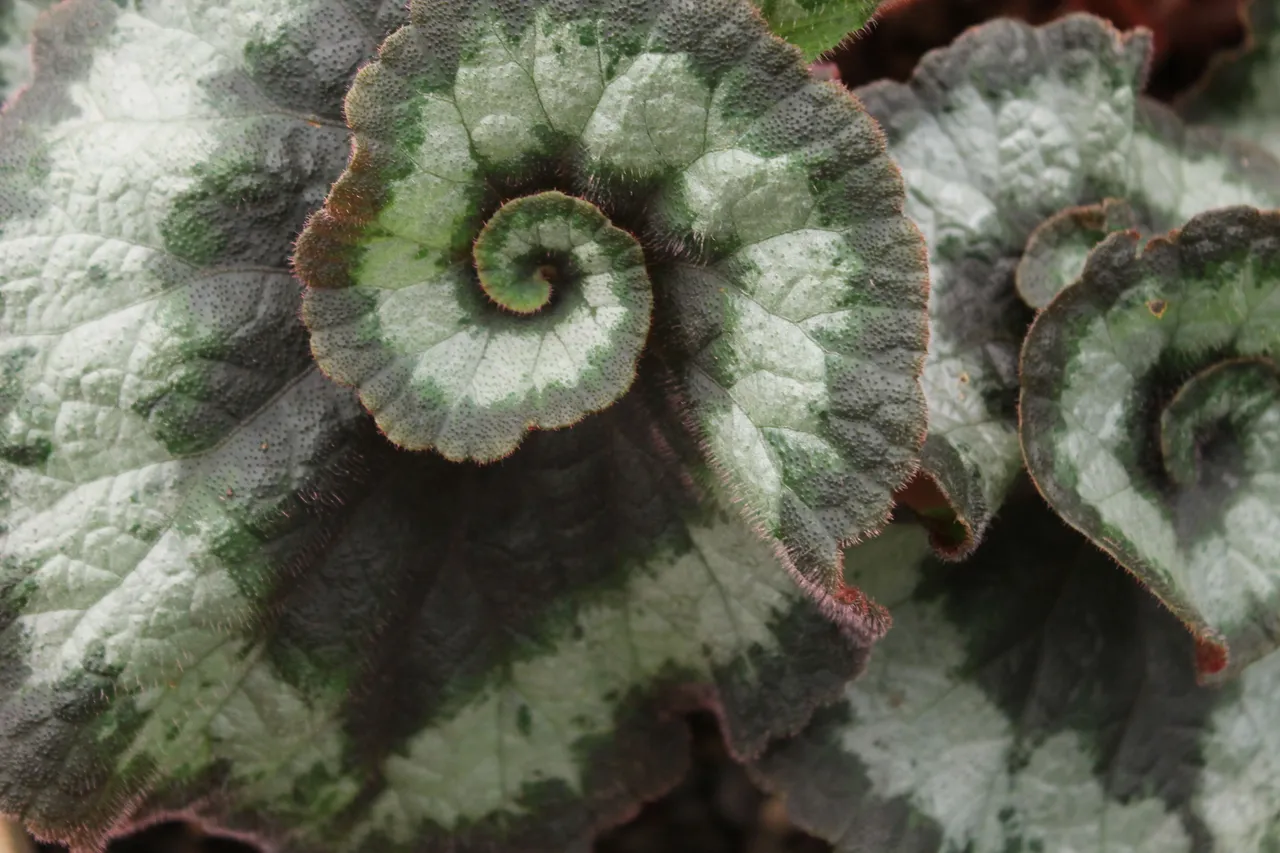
xmin=1021 ymin=206 xmax=1280 ymax=677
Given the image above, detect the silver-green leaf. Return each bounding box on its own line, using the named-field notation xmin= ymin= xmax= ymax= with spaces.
xmin=1021 ymin=206 xmax=1280 ymax=677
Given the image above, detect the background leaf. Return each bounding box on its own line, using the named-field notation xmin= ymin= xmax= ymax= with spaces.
xmin=755 ymin=494 xmax=1280 ymax=853
xmin=0 ymin=0 xmax=401 ymax=839
xmin=857 ymin=14 xmax=1280 ymax=555
xmin=1181 ymin=0 xmax=1280 ymax=157
xmin=1020 ymin=206 xmax=1280 ymax=676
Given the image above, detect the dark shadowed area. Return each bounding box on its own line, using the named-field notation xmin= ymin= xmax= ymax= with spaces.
xmin=24 ymin=714 xmax=831 ymax=853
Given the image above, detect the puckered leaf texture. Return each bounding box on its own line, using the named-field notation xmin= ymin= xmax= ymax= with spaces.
xmin=1021 ymin=206 xmax=1280 ymax=677
xmin=755 ymin=494 xmax=1280 ymax=853
xmin=858 ymin=14 xmax=1280 ymax=555
xmin=0 ymin=0 xmax=921 ymax=849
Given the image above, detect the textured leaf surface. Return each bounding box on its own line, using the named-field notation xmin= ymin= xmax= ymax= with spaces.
xmin=856 ymin=14 xmax=1280 ymax=554
xmin=295 ymin=0 xmax=929 ymax=609
xmin=1016 ymin=198 xmax=1141 ymax=309
xmin=1182 ymin=0 xmax=1280 ymax=158
xmin=0 ymin=0 xmax=48 ymax=103
xmin=755 ymin=496 xmax=1280 ymax=853
xmin=0 ymin=0 xmax=880 ymax=849
xmin=1021 ymin=206 xmax=1280 ymax=676
xmin=755 ymin=0 xmax=881 ymax=61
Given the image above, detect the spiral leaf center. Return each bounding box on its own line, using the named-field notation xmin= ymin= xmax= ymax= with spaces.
xmin=301 ymin=187 xmax=653 ymax=461
xmin=473 ymin=192 xmax=626 ymax=315
xmin=1161 ymin=358 xmax=1280 ymax=488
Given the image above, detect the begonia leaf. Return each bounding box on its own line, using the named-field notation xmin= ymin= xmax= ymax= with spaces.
xmin=294 ymin=0 xmax=930 ymax=610
xmin=1015 ymin=197 xmax=1141 ymax=310
xmin=0 ymin=0 xmax=922 ymax=848
xmin=1021 ymin=205 xmax=1280 ymax=677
